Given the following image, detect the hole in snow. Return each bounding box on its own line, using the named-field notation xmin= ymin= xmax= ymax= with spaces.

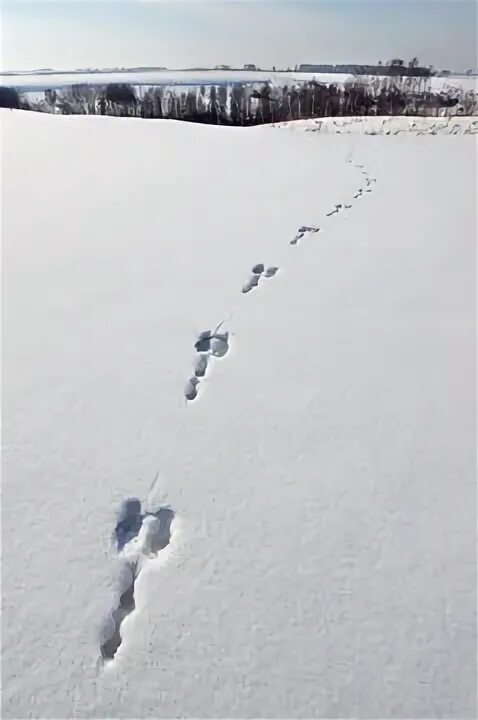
xmin=101 ymin=504 xmax=175 ymax=662
xmin=242 ymin=274 xmax=260 ymax=293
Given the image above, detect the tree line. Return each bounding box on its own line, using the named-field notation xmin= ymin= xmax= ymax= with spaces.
xmin=1 ymin=76 xmax=476 ymax=121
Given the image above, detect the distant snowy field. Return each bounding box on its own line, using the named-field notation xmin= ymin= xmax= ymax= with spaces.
xmin=0 ymin=68 xmax=355 ymax=90
xmin=2 ymin=110 xmax=476 ymax=719
xmin=1 ymin=68 xmax=477 ymax=94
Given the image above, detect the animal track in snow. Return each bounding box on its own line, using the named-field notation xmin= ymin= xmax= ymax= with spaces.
xmin=100 ymin=498 xmax=175 ymax=663
xmin=185 ymin=261 xmax=280 ymax=401
xmin=242 ymin=263 xmax=279 ymax=294
xmin=100 ymin=562 xmax=136 ymax=663
xmin=184 ymin=376 xmax=200 ymax=400
xmin=298 ymin=225 xmax=320 ymax=234
xmin=264 ymin=266 xmax=279 ymax=278
xmin=290 ymin=226 xmax=320 ymax=245
xmin=185 ymin=322 xmax=232 ymax=402
xmin=290 ymin=231 xmax=304 ymax=245
xmin=183 ymin=158 xmax=375 ymax=404
xmin=251 ymin=263 xmax=265 ymax=274
xmin=326 ymin=204 xmax=343 ymax=217
xmin=194 ymin=353 xmax=208 ymax=377
xmin=210 ymin=331 xmax=230 ymax=358
xmin=242 ymin=274 xmax=260 ymax=293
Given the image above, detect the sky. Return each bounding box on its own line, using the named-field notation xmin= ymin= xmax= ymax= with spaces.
xmin=1 ymin=0 xmax=477 ymax=73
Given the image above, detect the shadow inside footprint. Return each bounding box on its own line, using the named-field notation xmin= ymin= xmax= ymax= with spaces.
xmin=298 ymin=226 xmax=320 ymax=234
xmin=114 ymin=498 xmax=143 ymax=552
xmin=210 ymin=332 xmax=229 ymax=358
xmin=103 ymin=503 xmax=175 ymax=661
xmin=194 ymin=338 xmax=210 ymax=352
xmin=252 ymin=263 xmax=264 ymax=275
xmin=194 ymin=354 xmax=208 ymax=377
xmin=100 ymin=563 xmax=136 ymax=662
xmin=290 ymin=231 xmax=304 ymax=245
xmin=242 ymin=274 xmax=260 ymax=293
xmin=264 ymin=266 xmax=279 ymax=278
xmin=185 ymin=376 xmax=199 ymax=400
xmin=194 ymin=330 xmax=212 ymax=353
xmin=144 ymin=506 xmax=175 ymax=554
xmin=114 ymin=498 xmax=175 ymax=556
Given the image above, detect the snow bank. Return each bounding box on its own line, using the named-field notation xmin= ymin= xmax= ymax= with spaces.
xmin=2 ymin=110 xmax=476 ymax=719
xmin=273 ymin=115 xmax=478 ymax=134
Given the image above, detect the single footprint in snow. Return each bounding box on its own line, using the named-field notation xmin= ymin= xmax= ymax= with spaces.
xmin=264 ymin=266 xmax=279 ymax=278
xmin=354 ymin=190 xmax=363 ymax=199
xmin=251 ymin=263 xmax=265 ymax=275
xmin=344 ymin=204 xmax=352 ymax=209
xmin=242 ymin=274 xmax=260 ymax=293
xmin=114 ymin=498 xmax=143 ymax=552
xmin=210 ymin=332 xmax=229 ymax=358
xmin=291 ymin=226 xmax=320 ymax=245
xmin=326 ymin=204 xmax=342 ymax=217
xmin=290 ymin=231 xmax=304 ymax=245
xmin=298 ymin=225 xmax=320 ymax=234
xmin=184 ymin=376 xmax=200 ymax=401
xmin=195 ymin=330 xmax=212 ymax=353
xmin=194 ymin=353 xmax=208 ymax=377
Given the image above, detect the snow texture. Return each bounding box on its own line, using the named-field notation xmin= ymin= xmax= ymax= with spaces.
xmin=2 ymin=109 xmax=476 ymax=719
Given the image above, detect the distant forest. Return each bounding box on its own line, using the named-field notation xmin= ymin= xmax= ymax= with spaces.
xmin=1 ymin=74 xmax=476 ymax=122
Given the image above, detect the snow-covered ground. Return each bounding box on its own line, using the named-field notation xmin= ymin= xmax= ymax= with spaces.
xmin=273 ymin=116 xmax=478 ymax=134
xmin=2 ymin=110 xmax=476 ymax=719
xmin=2 ymin=68 xmax=476 ymax=95
xmin=0 ymin=69 xmax=355 ymax=90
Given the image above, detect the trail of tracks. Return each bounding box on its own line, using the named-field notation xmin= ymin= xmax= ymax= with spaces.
xmin=184 ymin=157 xmax=376 ymax=403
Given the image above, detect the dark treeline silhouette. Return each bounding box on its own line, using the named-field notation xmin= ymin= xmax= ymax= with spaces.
xmin=5 ymin=76 xmax=477 ymax=121
xmin=298 ymin=64 xmax=432 ymax=77
xmin=0 ymin=86 xmax=20 ymax=109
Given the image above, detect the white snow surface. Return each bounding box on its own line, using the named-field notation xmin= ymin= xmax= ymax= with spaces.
xmin=0 ymin=69 xmax=355 ymax=90
xmin=3 ymin=69 xmax=477 ymax=95
xmin=273 ymin=116 xmax=478 ymax=134
xmin=2 ymin=110 xmax=476 ymax=719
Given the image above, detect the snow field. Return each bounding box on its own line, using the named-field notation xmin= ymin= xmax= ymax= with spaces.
xmin=2 ymin=110 xmax=476 ymax=718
